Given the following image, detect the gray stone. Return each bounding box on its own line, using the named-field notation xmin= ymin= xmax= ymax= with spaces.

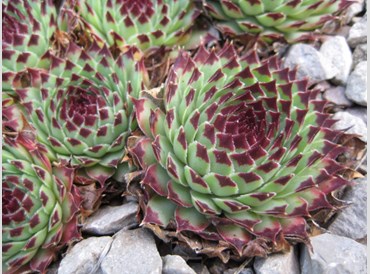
xmin=320 ymin=36 xmax=352 ymax=84
xmin=352 ymin=43 xmax=367 ymax=69
xmin=162 ymin=255 xmax=196 ymax=274
xmin=323 ymin=86 xmax=353 ymax=107
xmin=347 ymin=15 xmax=367 ymax=48
xmin=329 ymin=177 xmax=367 ymax=241
xmin=225 ymin=267 xmax=254 ymax=274
xmin=82 ymin=202 xmax=138 ymax=235
xmin=58 ymin=237 xmax=113 ymax=274
xmin=300 ymin=234 xmax=367 ymax=274
xmin=345 ymin=61 xmax=367 ymax=106
xmin=100 ymin=228 xmax=162 ymax=274
xmin=283 ymin=44 xmax=337 ymax=84
xmin=346 ymin=107 xmax=367 ymax=125
xmin=332 ymin=111 xmax=367 ymax=142
xmin=254 ymin=248 xmax=300 ymax=274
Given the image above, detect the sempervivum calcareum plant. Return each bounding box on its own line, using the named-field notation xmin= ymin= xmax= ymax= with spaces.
xmin=12 ymin=42 xmax=148 ymax=184
xmin=204 ymin=0 xmax=354 ymax=43
xmin=2 ymin=134 xmax=81 ymax=274
xmin=130 ymin=44 xmax=350 ymax=259
xmin=64 ymin=0 xmax=200 ymax=51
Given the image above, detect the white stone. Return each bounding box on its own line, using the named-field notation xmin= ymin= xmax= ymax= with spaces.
xmin=345 ymin=61 xmax=367 ymax=106
xmin=329 ymin=177 xmax=367 ymax=241
xmin=352 ymin=43 xmax=367 ymax=69
xmin=320 ymin=36 xmax=352 ymax=84
xmin=347 ymin=15 xmax=367 ymax=48
xmin=346 ymin=107 xmax=367 ymax=125
xmin=332 ymin=111 xmax=367 ymax=142
xmin=100 ymin=229 xmax=162 ymax=274
xmin=58 ymin=237 xmax=113 ymax=274
xmin=323 ymin=86 xmax=353 ymax=107
xmin=162 ymin=255 xmax=196 ymax=274
xmin=254 ymin=248 xmax=300 ymax=274
xmin=283 ymin=44 xmax=338 ymax=85
xmin=82 ymin=202 xmax=138 ymax=235
xmin=300 ymin=234 xmax=367 ymax=274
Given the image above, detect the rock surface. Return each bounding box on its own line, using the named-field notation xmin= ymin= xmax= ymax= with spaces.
xmin=254 ymin=248 xmax=300 ymax=274
xmin=100 ymin=229 xmax=162 ymax=274
xmin=323 ymin=86 xmax=353 ymax=107
xmin=82 ymin=202 xmax=139 ymax=235
xmin=300 ymin=234 xmax=367 ymax=274
xmin=329 ymin=177 xmax=367 ymax=241
xmin=283 ymin=44 xmax=337 ymax=84
xmin=347 ymin=15 xmax=367 ymax=47
xmin=332 ymin=111 xmax=367 ymax=142
xmin=320 ymin=36 xmax=352 ymax=84
xmin=346 ymin=107 xmax=367 ymax=125
xmin=352 ymin=43 xmax=367 ymax=69
xmin=58 ymin=237 xmax=113 ymax=274
xmin=162 ymin=255 xmax=196 ymax=274
xmin=345 ymin=61 xmax=367 ymax=106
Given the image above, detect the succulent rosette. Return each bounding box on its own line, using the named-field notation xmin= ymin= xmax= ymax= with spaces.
xmin=2 ymin=134 xmax=81 ymax=273
xmin=66 ymin=0 xmax=200 ymax=51
xmin=204 ymin=0 xmax=353 ymax=43
xmin=130 ymin=44 xmax=350 ymax=258
xmin=14 ymin=42 xmax=148 ymax=184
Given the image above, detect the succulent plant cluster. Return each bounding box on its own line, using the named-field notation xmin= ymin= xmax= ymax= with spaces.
xmin=3 ymin=0 xmax=357 ymax=272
